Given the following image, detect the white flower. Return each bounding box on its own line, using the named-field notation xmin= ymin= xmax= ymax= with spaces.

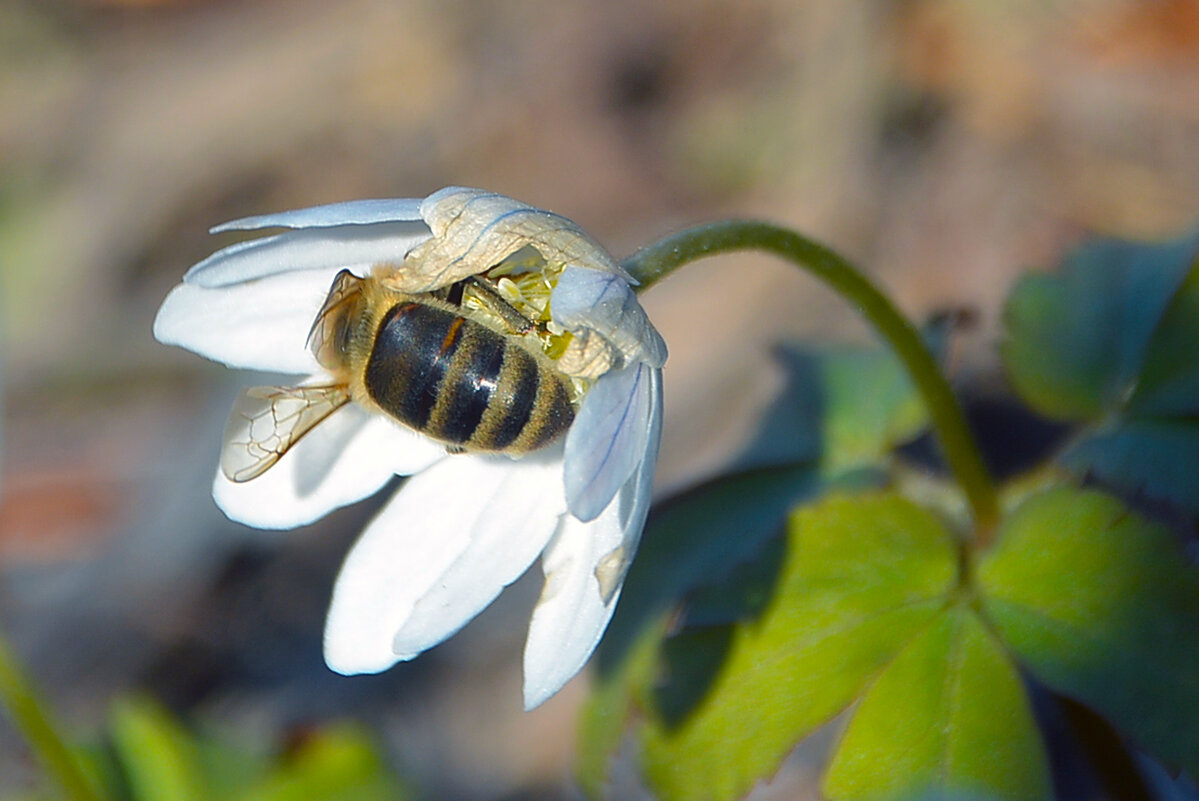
xmin=154 ymin=188 xmax=665 ymax=709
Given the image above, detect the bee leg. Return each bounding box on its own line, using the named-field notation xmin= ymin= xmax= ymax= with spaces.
xmin=464 ymin=276 xmax=536 ymax=335
xmin=444 ymin=279 xmax=467 ymax=307
xmin=446 ymin=443 xmax=467 ymax=455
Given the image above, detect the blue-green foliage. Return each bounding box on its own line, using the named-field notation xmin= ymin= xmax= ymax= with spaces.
xmin=1003 ymin=230 xmax=1199 ymax=512
xmin=580 ymin=228 xmax=1199 ymax=801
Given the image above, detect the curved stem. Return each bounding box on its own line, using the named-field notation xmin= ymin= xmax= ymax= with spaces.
xmin=0 ymin=631 xmax=103 ymax=801
xmin=624 ymin=220 xmax=999 ymax=537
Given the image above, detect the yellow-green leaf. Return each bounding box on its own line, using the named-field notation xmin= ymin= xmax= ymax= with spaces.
xmin=600 ymin=465 xmax=830 ymax=668
xmin=979 ymin=487 xmax=1199 ymax=775
xmin=236 ymin=725 xmax=410 ymax=801
xmin=109 ymin=696 xmax=208 ymax=801
xmin=640 ymin=492 xmax=958 ymax=801
xmin=823 ymin=606 xmax=1051 ymax=801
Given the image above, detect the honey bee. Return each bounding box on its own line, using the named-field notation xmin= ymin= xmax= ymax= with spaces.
xmin=221 ymin=268 xmax=576 ymax=483
xmin=214 ymin=187 xmax=664 ymax=500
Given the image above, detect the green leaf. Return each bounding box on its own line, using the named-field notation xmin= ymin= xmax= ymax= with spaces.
xmin=582 ymin=465 xmax=847 ymax=798
xmin=1002 ymin=232 xmax=1197 ymax=420
xmin=109 ymin=696 xmax=209 ymax=801
xmin=639 ymin=492 xmax=958 ymax=801
xmin=823 ymin=606 xmax=1051 ymax=801
xmin=743 ymin=341 xmax=930 ymax=472
xmin=816 ymin=345 xmax=930 ymax=471
xmin=582 ymin=467 xmax=831 ymax=797
xmin=578 ymin=616 xmax=668 ymax=799
xmin=586 ymin=329 xmax=937 ymax=794
xmin=979 ymin=487 xmax=1199 ymax=775
xmin=676 ymin=532 xmax=787 ymax=629
xmin=236 ymin=725 xmax=410 ymax=801
xmin=1002 ymin=229 xmax=1199 ymax=513
xmin=599 ymin=464 xmax=835 ymax=670
xmin=1128 ymin=264 xmax=1199 ymax=416
xmin=1063 ymin=420 xmax=1199 ymax=511
xmin=194 ymin=736 xmax=270 ymax=801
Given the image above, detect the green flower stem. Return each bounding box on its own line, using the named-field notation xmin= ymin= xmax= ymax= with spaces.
xmin=0 ymin=631 xmax=103 ymax=801
xmin=624 ymin=220 xmax=999 ymax=538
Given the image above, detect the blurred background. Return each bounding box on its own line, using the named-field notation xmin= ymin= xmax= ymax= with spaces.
xmin=2 ymin=0 xmax=1198 ymax=797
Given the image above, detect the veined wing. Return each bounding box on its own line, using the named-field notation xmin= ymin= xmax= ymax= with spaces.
xmin=221 ymin=385 xmax=351 ymax=482
xmin=307 ymin=269 xmax=365 ymax=370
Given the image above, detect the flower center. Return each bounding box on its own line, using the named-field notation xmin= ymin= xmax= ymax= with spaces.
xmin=455 ymin=246 xmax=592 ymax=404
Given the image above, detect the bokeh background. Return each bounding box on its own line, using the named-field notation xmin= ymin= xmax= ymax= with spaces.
xmin=2 ymin=0 xmax=1199 ymax=797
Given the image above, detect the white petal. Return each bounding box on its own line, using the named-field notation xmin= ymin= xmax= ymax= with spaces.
xmin=184 ymin=222 xmax=431 ymax=288
xmin=610 ymin=370 xmax=662 ymax=572
xmin=395 ymin=188 xmax=627 ymax=294
xmin=523 ymin=372 xmax=660 ymax=709
xmin=390 ymin=449 xmax=566 ymax=658
xmin=213 ymin=404 xmax=445 ymax=529
xmin=323 ymin=451 xmax=564 ymax=675
xmin=418 ymin=186 xmax=506 ymax=225
xmin=551 ymin=265 xmax=667 ymax=368
xmin=417 ymin=187 xmax=628 ymax=275
xmin=564 ymin=362 xmax=659 ymax=521
xmin=212 ymin=198 xmax=425 ymax=232
xmin=154 ymin=268 xmax=336 ymax=374
xmin=522 ymin=506 xmax=622 ymax=710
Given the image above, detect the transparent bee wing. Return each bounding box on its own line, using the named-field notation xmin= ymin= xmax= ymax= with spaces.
xmin=211 ymin=198 xmax=425 ymax=232
xmin=221 ymin=384 xmax=351 ymax=482
xmin=563 ymin=362 xmax=662 ymax=522
xmin=184 ymin=221 xmax=431 ymax=288
xmin=214 ymin=405 xmax=446 ymax=530
xmin=551 ymin=265 xmax=667 ymax=373
xmin=307 ymin=269 xmax=365 ymax=370
xmin=391 ymin=187 xmax=633 ymax=293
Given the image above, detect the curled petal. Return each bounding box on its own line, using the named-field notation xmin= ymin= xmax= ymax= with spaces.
xmin=323 ymin=452 xmax=567 ymax=675
xmin=212 ymin=198 xmax=425 ymax=232
xmin=523 ymin=368 xmax=660 ymax=709
xmin=184 ymin=222 xmax=431 ymax=288
xmin=522 ymin=438 xmax=656 ymax=710
xmin=551 ymin=265 xmax=667 ymax=370
xmin=394 ymin=187 xmax=631 ymax=293
xmin=592 ymin=367 xmax=660 ymax=604
xmin=564 ymin=363 xmax=662 ymax=522
xmin=154 ymin=268 xmax=336 ymax=374
xmin=522 ymin=506 xmax=622 ymax=710
xmin=213 ymin=405 xmax=445 ymax=529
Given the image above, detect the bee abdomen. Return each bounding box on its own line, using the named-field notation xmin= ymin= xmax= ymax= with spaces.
xmin=365 ymin=301 xmax=574 ymax=453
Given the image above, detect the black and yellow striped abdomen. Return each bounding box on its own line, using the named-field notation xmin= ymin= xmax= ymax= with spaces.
xmin=364 ymin=301 xmax=574 ymax=453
